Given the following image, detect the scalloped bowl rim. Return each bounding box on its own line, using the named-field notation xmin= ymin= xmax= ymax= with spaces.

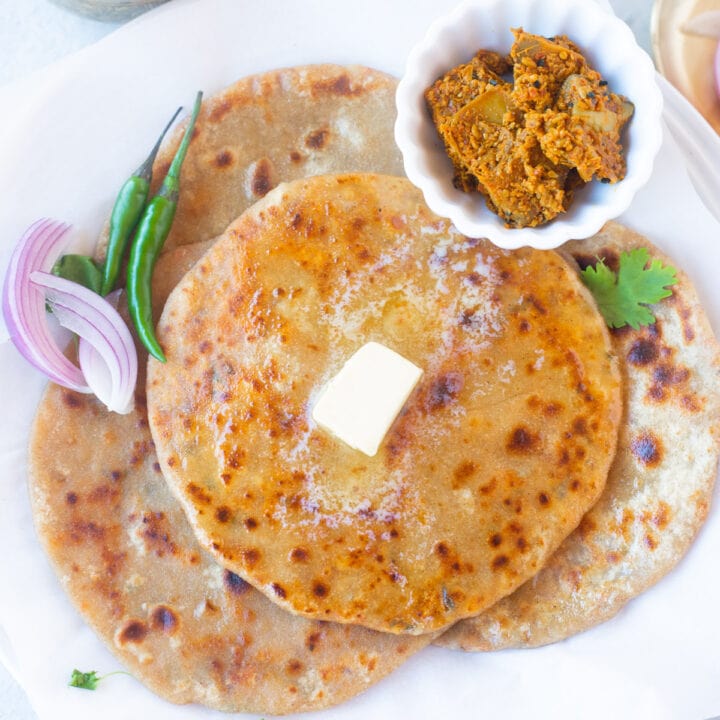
xmin=394 ymin=0 xmax=664 ymax=250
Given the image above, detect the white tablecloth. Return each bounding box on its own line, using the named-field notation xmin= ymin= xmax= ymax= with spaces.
xmin=0 ymin=1 xmax=656 ymax=718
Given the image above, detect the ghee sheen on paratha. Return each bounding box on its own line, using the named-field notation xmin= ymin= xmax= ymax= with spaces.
xmin=147 ymin=64 xmax=403 ymax=253
xmin=147 ymin=173 xmax=622 ymax=636
xmin=438 ymin=222 xmax=720 ymax=650
xmin=28 ymin=244 xmax=432 ymax=716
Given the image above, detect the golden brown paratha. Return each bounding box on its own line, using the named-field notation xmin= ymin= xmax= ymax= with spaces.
xmin=28 ymin=244 xmax=432 ymax=715
xmin=150 ymin=63 xmax=403 ymax=253
xmin=437 ymin=222 xmax=720 ymax=650
xmin=147 ymin=173 xmax=622 ymax=636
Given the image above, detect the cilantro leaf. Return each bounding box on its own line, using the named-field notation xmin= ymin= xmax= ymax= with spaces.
xmin=69 ymin=668 xmax=130 ymax=691
xmin=69 ymin=669 xmax=101 ymax=690
xmin=580 ymin=247 xmax=677 ymax=330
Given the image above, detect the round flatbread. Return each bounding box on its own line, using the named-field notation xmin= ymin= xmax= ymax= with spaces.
xmin=28 ymin=244 xmax=432 ymax=716
xmin=437 ymin=222 xmax=720 ymax=650
xmin=149 ymin=63 xmax=403 ymax=253
xmin=147 ymin=173 xmax=622 ymax=636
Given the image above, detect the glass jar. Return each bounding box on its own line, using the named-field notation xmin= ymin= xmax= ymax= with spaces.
xmin=48 ymin=0 xmax=169 ymax=22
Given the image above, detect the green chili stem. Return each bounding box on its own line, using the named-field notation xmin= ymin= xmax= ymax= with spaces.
xmin=159 ymin=91 xmax=203 ymax=202
xmin=134 ymin=105 xmax=183 ymax=183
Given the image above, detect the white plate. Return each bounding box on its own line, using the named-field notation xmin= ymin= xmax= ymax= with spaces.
xmin=1 ymin=2 xmax=720 ymax=720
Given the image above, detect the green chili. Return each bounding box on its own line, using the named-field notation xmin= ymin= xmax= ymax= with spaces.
xmin=100 ymin=106 xmax=182 ymax=296
xmin=126 ymin=91 xmax=203 ymax=362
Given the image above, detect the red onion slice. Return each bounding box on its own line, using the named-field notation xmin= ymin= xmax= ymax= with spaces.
xmin=30 ymin=272 xmax=137 ymax=414
xmin=77 ymin=290 xmax=133 ymax=413
xmin=2 ymin=219 xmax=88 ymax=391
xmin=3 ymin=218 xmax=138 ymax=413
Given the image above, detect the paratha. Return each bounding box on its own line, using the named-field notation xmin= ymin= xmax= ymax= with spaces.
xmin=437 ymin=222 xmax=720 ymax=650
xmin=28 ymin=243 xmax=432 ymax=715
xmin=148 ymin=63 xmax=403 ymax=253
xmin=147 ymin=173 xmax=622 ymax=636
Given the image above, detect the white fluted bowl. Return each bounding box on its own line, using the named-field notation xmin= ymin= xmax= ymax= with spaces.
xmin=395 ymin=0 xmax=663 ymax=249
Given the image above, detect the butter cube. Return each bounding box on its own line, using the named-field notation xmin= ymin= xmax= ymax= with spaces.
xmin=312 ymin=342 xmax=423 ymax=456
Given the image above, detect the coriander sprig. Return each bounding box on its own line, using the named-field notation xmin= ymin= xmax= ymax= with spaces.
xmin=580 ymin=247 xmax=678 ymax=329
xmin=69 ymin=668 xmax=130 ymax=691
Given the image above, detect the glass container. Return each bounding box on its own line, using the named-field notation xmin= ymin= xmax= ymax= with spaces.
xmin=48 ymin=0 xmax=169 ymax=22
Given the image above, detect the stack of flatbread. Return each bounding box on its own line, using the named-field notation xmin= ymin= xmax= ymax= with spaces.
xmin=27 ymin=65 xmax=720 ymax=715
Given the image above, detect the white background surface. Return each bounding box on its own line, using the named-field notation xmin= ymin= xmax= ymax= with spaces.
xmin=0 ymin=1 xmax=669 ymax=719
